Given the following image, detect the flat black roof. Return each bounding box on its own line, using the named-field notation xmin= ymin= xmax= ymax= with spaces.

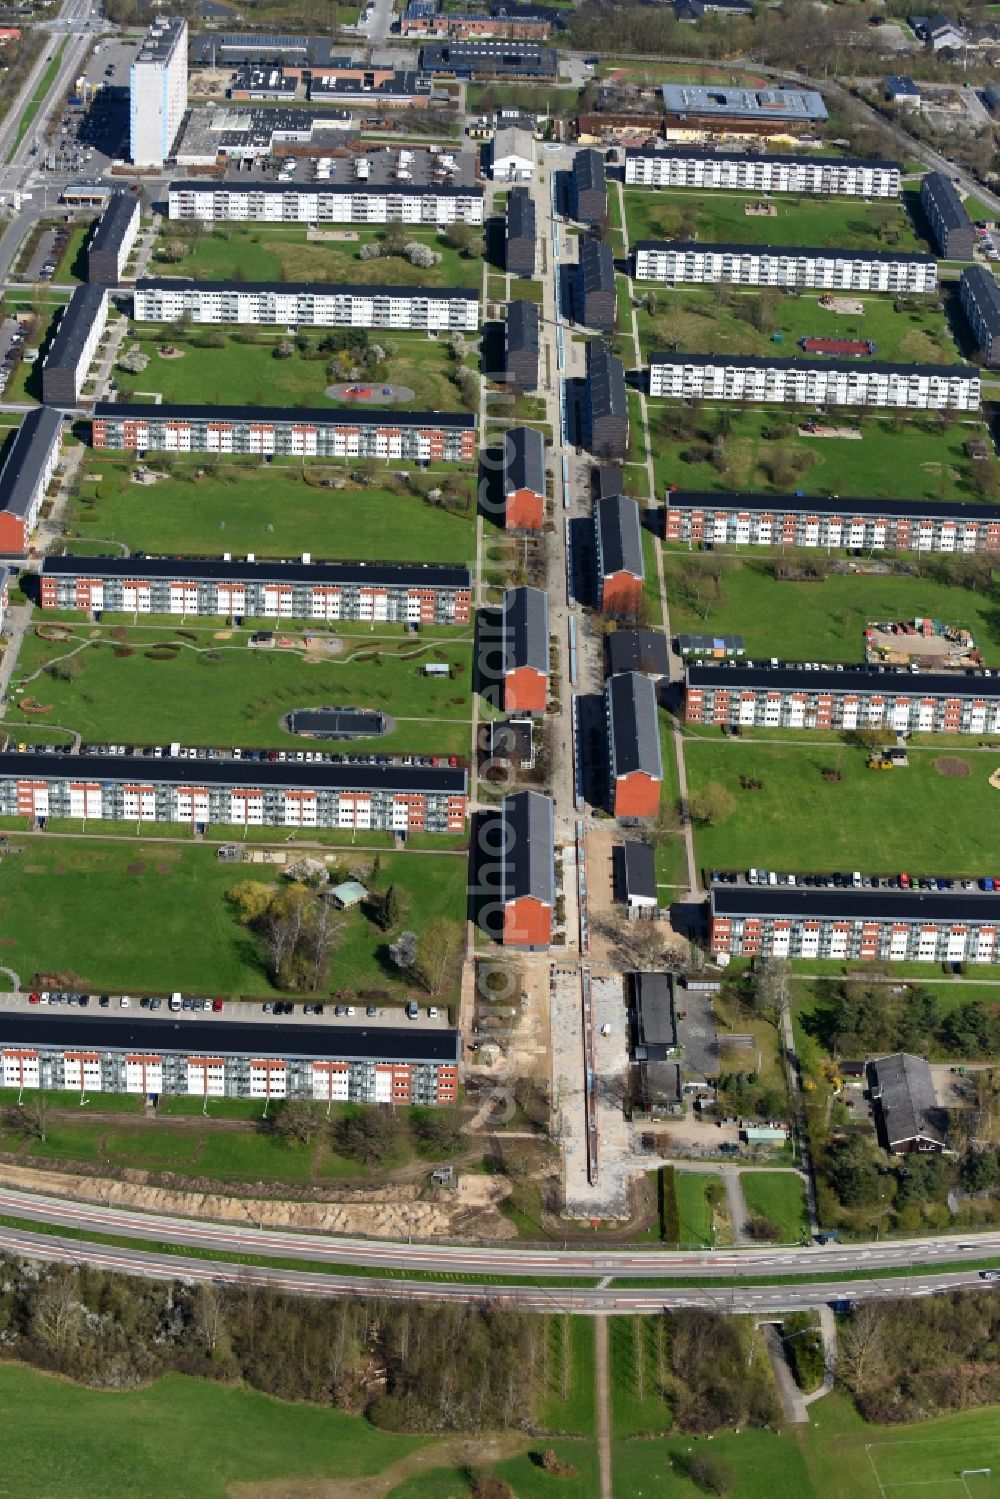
xmin=135 ymin=277 xmax=477 ymax=301
xmin=0 ymin=408 xmax=64 ymax=523
xmin=607 ymin=629 xmax=670 ymax=676
xmin=635 ymin=238 xmax=934 ymax=267
xmin=687 ymin=661 xmax=1000 ymax=697
xmin=42 ymin=555 xmax=471 ymax=590
xmin=650 ymin=351 xmax=979 ymax=379
xmin=712 ymin=886 xmax=1000 ymax=923
xmin=0 ymin=1011 xmax=460 ymax=1063
xmin=44 ymin=286 xmax=106 ymax=375
xmin=666 ymin=487 xmax=1000 ymax=525
xmin=168 ymin=179 xmax=483 ymax=199
xmin=623 ymin=840 xmax=657 ymax=900
xmin=0 ymin=751 xmax=467 ymax=794
xmin=92 ymin=402 xmax=476 ymax=430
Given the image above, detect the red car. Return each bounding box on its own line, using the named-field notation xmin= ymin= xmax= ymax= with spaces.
xmin=212 ymin=999 xmax=224 ymax=1012
xmin=28 ymin=993 xmax=39 ymax=1004
xmin=448 ymin=755 xmax=458 ymax=767
xmin=899 ymin=872 xmax=911 ymax=889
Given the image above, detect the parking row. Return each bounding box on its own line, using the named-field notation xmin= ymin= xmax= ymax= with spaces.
xmin=709 ymin=869 xmax=994 ymax=892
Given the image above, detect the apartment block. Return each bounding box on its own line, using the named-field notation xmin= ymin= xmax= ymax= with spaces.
xmin=502 ymin=425 xmax=546 ymax=531
xmin=960 ymin=264 xmax=1000 ymax=367
xmin=595 ymin=494 xmax=645 ymax=616
xmin=664 ymin=489 xmax=1000 ymax=554
xmin=40 ymin=556 xmax=472 ymax=624
xmin=0 ymin=751 xmax=468 ymax=833
xmin=624 ymin=147 xmax=901 ymax=197
xmin=41 ymin=287 xmax=109 ymax=406
xmin=499 ymin=790 xmax=555 ymax=949
xmin=583 ymin=340 xmax=629 ymax=460
xmin=576 ymin=235 xmax=616 ymax=332
xmin=568 ymin=148 xmax=607 ymax=225
xmin=86 ymin=194 xmax=141 ymax=286
xmin=685 ymin=662 xmax=1000 ymax=735
xmin=606 ymin=671 xmax=663 ymax=819
xmin=710 ymin=886 xmax=1000 ymax=965
xmin=133 ymin=280 xmax=479 ymax=332
xmin=90 ymin=403 xmax=477 ymax=462
xmin=130 ymin=15 xmax=188 ymax=168
xmin=505 ymin=184 xmax=536 ymax=275
xmin=648 ymin=354 xmax=980 ymax=410
xmin=501 ymin=584 xmax=549 ymax=712
xmin=0 ymin=407 xmax=65 ymax=553
xmin=634 ymin=241 xmax=936 ymax=294
xmin=505 ymin=298 xmax=539 ymax=390
xmin=0 ymin=1013 xmax=460 ymax=1105
xmin=167 ymin=179 xmax=485 ymax=227
xmin=920 ymin=171 xmax=976 ymax=260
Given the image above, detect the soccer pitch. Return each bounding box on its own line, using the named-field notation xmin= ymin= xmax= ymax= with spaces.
xmin=864 ymin=1438 xmax=1000 ymax=1497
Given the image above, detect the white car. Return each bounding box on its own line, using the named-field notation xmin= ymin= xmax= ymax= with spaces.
xmin=120 ymin=996 xmax=130 ymax=1007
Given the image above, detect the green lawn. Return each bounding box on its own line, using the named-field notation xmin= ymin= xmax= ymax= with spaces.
xmin=623 ymin=187 xmax=926 ymax=254
xmin=114 ymin=329 xmax=474 ymax=413
xmin=7 ymin=625 xmax=474 ymax=756
xmin=0 ymin=838 xmax=467 ymax=996
xmin=686 ymin=740 xmax=1000 ymax=877
xmin=635 ymin=287 xmax=956 ymax=365
xmin=154 ymin=224 xmax=483 ymax=289
xmin=663 ymin=556 xmax=1000 ymax=664
xmin=649 ymin=408 xmax=998 ymax=503
xmin=609 ymin=1315 xmax=672 ymax=1438
xmin=8 ymin=39 xmax=66 ymax=162
xmin=739 ymin=1172 xmax=809 ymax=1241
xmin=674 ymin=1171 xmax=719 ymax=1245
xmin=66 ymin=459 xmax=475 ymax=564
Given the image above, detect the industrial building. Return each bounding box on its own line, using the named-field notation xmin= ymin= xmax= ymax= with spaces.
xmin=633 ymin=241 xmax=936 ymax=295
xmin=499 ymin=790 xmax=555 ymax=949
xmin=41 ymin=286 xmax=109 ymax=407
xmin=502 ymin=425 xmax=546 ymax=531
xmin=595 ymin=494 xmax=645 ymax=616
xmin=86 ymin=194 xmax=141 ymax=286
xmin=501 ymin=585 xmax=550 ymax=712
xmin=132 ymin=279 xmax=480 ymax=332
xmin=0 ymin=751 xmax=468 ymax=834
xmin=420 ymin=39 xmax=558 ymax=77
xmin=605 ymin=671 xmax=663 ymax=819
xmin=648 ymin=353 xmax=980 ymax=410
xmin=0 ymin=407 xmax=65 ymax=554
xmin=39 ymin=555 xmax=472 ymax=624
xmin=504 ymin=298 xmax=540 ymax=390
xmin=663 ymin=489 xmax=1000 ymax=554
xmin=582 ymin=340 xmax=629 ymax=460
xmin=576 ymin=235 xmax=616 ymax=332
xmin=685 ymin=661 xmax=1000 ymax=735
xmin=920 ymin=171 xmax=976 ymax=260
xmin=129 ymin=15 xmax=188 ymax=168
xmin=505 ymin=185 xmax=536 ymax=275
xmin=623 ymin=148 xmax=901 ymax=198
xmin=568 ymin=148 xmax=607 ymax=225
xmin=308 ymin=70 xmax=432 ymax=106
xmin=660 ymin=83 xmax=827 ymax=140
xmin=960 ymin=264 xmax=1000 ymax=367
xmin=0 ymin=1013 xmax=460 ymax=1107
xmin=90 ymin=404 xmax=477 ymax=463
xmin=167 ymin=178 xmax=485 ymax=227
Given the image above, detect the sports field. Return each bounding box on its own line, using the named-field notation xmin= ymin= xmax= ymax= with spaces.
xmin=623 ymin=188 xmax=926 ymax=254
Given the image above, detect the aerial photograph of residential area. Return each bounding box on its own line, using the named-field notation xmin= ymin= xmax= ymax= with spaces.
xmin=2 ymin=0 xmax=1000 ymax=1493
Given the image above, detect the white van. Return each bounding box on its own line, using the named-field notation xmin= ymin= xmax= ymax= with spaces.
xmin=169 ymin=992 xmax=182 ymax=1011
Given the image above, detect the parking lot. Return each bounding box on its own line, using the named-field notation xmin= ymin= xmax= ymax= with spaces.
xmin=0 ymin=314 xmax=29 ymax=400
xmin=709 ymin=868 xmax=987 ymax=893
xmin=0 ymin=989 xmax=452 ymax=1031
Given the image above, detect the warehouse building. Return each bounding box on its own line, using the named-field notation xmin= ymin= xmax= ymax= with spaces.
xmin=576 ymin=235 xmax=616 ymax=332
xmin=420 ymin=39 xmax=558 ymax=77
xmin=709 ymin=885 xmax=1000 ymax=965
xmin=633 ymin=241 xmax=936 ymax=295
xmin=0 ymin=1012 xmax=460 ymax=1106
xmin=41 ymin=286 xmax=109 ymax=406
xmin=133 ymin=279 xmax=480 ymax=331
xmin=505 ymin=185 xmax=536 ymax=276
xmin=660 ymin=84 xmax=828 ymax=141
xmin=624 ymin=148 xmax=901 ymax=198
xmin=91 ymin=403 xmax=477 ymax=462
xmin=685 ymin=661 xmax=1000 ymax=735
xmin=86 ymin=194 xmax=141 ymax=286
xmin=504 ymin=298 xmax=540 ymax=390
xmin=502 ymin=425 xmax=546 ymax=531
xmin=501 ymin=584 xmax=549 ymax=712
xmin=920 ymin=172 xmax=976 ymax=260
xmin=582 ymin=340 xmax=629 ymax=460
xmin=664 ymin=489 xmax=1000 ymax=554
xmin=167 ymin=179 xmax=485 ymax=227
xmin=960 ymin=264 xmax=1000 ymax=367
xmin=0 ymin=751 xmax=468 ymax=833
xmin=309 ymin=70 xmax=432 ymax=106
xmin=499 ymin=790 xmax=555 ymax=949
xmin=595 ymin=493 xmax=645 ymax=616
xmin=568 ymin=148 xmax=607 ymax=225
xmin=648 ymin=353 xmax=980 ymax=410
xmin=0 ymin=407 xmax=65 ymax=554
xmin=39 ymin=555 xmax=472 ymax=624
xmin=606 ymin=671 xmax=663 ymax=819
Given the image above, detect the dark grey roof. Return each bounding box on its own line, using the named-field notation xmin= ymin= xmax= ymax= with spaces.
xmin=921 ymin=171 xmax=973 ymax=232
xmin=502 ymin=425 xmax=545 ymax=496
xmin=88 ymin=194 xmax=139 ymax=259
xmin=502 ymin=585 xmax=549 ymax=675
xmin=607 ymin=671 xmax=663 ymax=780
xmin=42 ymin=555 xmax=471 ymax=590
xmin=482 ymin=718 xmax=533 ymax=762
xmin=596 ymin=494 xmax=644 ymax=579
xmin=93 ymin=402 xmax=476 ymax=430
xmin=594 ymin=463 xmax=624 ymax=500
xmin=287 ymin=709 xmax=382 ymax=736
xmin=0 ymin=751 xmax=466 ymax=795
xmin=635 ymin=238 xmax=935 ymax=267
xmin=578 ymin=234 xmax=615 ymax=296
xmin=135 ymin=277 xmax=477 ymax=302
xmin=961 ymin=264 xmax=1000 ymax=337
xmin=650 ymin=351 xmax=978 ymax=379
xmin=635 ymin=971 xmax=674 ymax=1058
xmin=586 ymin=339 xmax=627 ymax=421
xmin=624 ymin=147 xmax=901 ymax=171
xmin=0 ymin=408 xmax=64 ymax=523
xmin=687 ymin=661 xmax=1000 ymax=698
xmin=886 ymin=73 xmax=920 ymax=93
xmin=623 ymin=841 xmax=657 ymax=901
xmin=310 ymin=70 xmax=430 ymax=98
xmin=506 ymin=298 xmax=540 ymax=355
xmin=506 ymin=183 xmax=536 ymax=240
xmin=168 ymin=178 xmax=483 ymax=200
xmin=44 ymin=286 xmax=106 ymax=373
xmin=500 ymin=790 xmax=555 ymax=905
xmin=712 ymin=886 xmax=1000 ymax=921
xmin=868 ymin=1051 xmax=945 ymax=1147
xmin=666 ymin=487 xmax=1000 ymax=525
xmin=0 ymin=1011 xmax=460 ymax=1064
xmin=572 ymin=148 xmax=606 ymax=194
xmin=676 ymin=633 xmax=745 ymax=653
xmin=420 ymin=39 xmax=557 ymax=74
xmin=608 ymin=630 xmax=670 ymax=676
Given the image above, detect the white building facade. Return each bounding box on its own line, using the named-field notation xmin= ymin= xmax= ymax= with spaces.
xmin=634 ymin=241 xmax=936 ymax=294
xmin=133 ymin=280 xmax=480 ymax=331
xmin=167 ymin=180 xmax=485 ymax=226
xmin=623 ymin=148 xmax=901 ymax=197
xmin=648 ymin=354 xmax=980 ymax=410
xmin=129 ymin=16 xmax=188 ymax=168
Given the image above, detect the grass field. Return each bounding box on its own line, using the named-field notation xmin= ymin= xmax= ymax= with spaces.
xmin=609 ymin=1315 xmax=672 ymax=1438
xmin=685 ymin=740 xmax=999 ymax=877
xmin=673 ymin=1171 xmax=720 ymax=1245
xmin=7 ymin=625 xmax=474 ymax=756
xmin=623 ymin=187 xmax=926 ymax=255
xmin=114 ymin=329 xmax=474 ymax=413
xmin=739 ymin=1172 xmax=809 ymax=1241
xmin=662 ymin=557 xmax=1000 ymax=664
xmin=0 ymin=838 xmax=467 ymax=996
xmin=154 ymin=224 xmax=483 ymax=289
xmin=634 ymin=287 xmax=956 ymax=365
xmin=649 ymin=408 xmax=998 ymax=503
xmin=65 ymin=460 xmax=475 ymax=564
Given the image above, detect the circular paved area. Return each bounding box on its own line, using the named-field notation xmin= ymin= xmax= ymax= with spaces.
xmin=326 ymin=383 xmax=415 ymax=403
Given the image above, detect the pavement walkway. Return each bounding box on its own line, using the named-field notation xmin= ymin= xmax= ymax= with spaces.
xmin=594 ymin=1315 xmax=613 ymax=1499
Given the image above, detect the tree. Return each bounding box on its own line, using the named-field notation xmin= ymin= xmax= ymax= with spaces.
xmin=687 ymin=782 xmax=736 ymax=826
xmin=389 ymin=930 xmax=418 ymax=971
xmin=377 ymin=883 xmax=402 ymax=933
xmin=752 ymin=957 xmax=789 ymax=1024
xmin=335 ymin=1106 xmax=405 ymax=1166
xmin=272 ymin=339 xmax=295 ymax=359
xmin=413 ymin=1108 xmax=463 ymax=1156
xmin=415 ymin=917 xmax=464 ymax=994
xmin=745 ymin=1214 xmax=782 ymax=1242
xmin=680 ymin=1450 xmax=736 ymax=1496
xmin=824 ymin=1135 xmax=883 ymax=1209
xmin=228 ymin=881 xmax=274 ymax=926
xmin=272 ymin=1099 xmax=324 ymax=1145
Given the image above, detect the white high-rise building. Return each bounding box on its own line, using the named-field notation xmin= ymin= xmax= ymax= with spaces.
xmin=129 ymin=16 xmax=188 ymax=168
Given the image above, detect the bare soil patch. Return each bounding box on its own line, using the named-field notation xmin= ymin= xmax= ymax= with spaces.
xmin=126 ymin=861 xmax=147 ymax=875
xmin=230 ymin=1433 xmax=533 ymax=1499
xmin=935 ymin=757 xmax=971 ymax=779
